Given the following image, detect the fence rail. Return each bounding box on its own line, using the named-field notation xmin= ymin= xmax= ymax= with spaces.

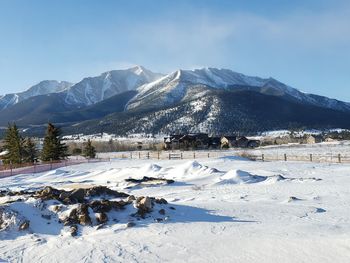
xmin=103 ymin=150 xmax=350 ymax=164
xmin=0 ymin=158 xmax=111 ymax=178
xmin=1 ymin=150 xmax=349 ymax=179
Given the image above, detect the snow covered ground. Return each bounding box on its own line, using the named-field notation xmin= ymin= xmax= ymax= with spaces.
xmin=1 ymin=156 xmax=350 ymax=262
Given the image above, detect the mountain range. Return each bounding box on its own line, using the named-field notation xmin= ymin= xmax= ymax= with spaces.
xmin=1 ymin=66 xmax=350 ymax=136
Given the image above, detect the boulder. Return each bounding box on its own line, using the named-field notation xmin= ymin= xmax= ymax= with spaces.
xmin=69 ymin=188 xmax=86 ymax=203
xmin=85 ymin=186 xmax=129 ymax=198
xmin=96 ymin=212 xmax=108 ymax=224
xmin=135 ymin=196 xmax=153 ymax=216
xmin=155 ymin=198 xmax=168 ymax=205
xmin=70 ymin=225 xmax=78 ymax=236
xmin=127 ymin=195 xmax=136 ymax=203
xmin=76 ymin=204 xmax=91 ymax=225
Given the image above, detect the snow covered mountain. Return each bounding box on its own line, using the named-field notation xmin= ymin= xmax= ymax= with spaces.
xmin=64 ymin=66 xmax=163 ymax=106
xmin=127 ymin=68 xmax=350 ymax=112
xmin=0 ymin=80 xmax=73 ymax=110
xmin=1 ymin=65 xmax=350 ymax=136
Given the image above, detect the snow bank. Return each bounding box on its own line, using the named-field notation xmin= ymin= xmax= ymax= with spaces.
xmin=215 ymin=169 xmax=267 ymax=185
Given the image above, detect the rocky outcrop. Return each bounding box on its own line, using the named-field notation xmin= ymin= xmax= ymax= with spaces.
xmin=0 ymin=186 xmax=170 ymax=237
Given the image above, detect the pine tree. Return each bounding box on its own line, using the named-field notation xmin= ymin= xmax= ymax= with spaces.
xmin=23 ymin=138 xmax=38 ymax=163
xmin=41 ymin=123 xmax=68 ymax=161
xmin=3 ymin=123 xmax=24 ymax=165
xmin=83 ymin=139 xmax=96 ymax=159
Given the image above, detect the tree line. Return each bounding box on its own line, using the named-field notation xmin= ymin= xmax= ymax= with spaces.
xmin=2 ymin=123 xmax=96 ymax=165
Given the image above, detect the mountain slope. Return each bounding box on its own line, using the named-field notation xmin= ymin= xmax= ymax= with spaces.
xmin=65 ymin=66 xmax=163 ymax=106
xmin=0 ymin=90 xmax=137 ymax=126
xmin=0 ymin=93 xmax=78 ymax=126
xmin=0 ymin=80 xmax=73 ymax=110
xmin=127 ymin=68 xmax=350 ymax=112
xmin=67 ymin=90 xmax=350 ymax=135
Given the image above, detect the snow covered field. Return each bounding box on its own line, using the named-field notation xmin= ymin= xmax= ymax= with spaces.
xmin=1 ymin=156 xmax=350 ymax=262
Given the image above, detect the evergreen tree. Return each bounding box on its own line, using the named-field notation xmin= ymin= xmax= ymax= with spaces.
xmin=3 ymin=123 xmax=24 ymax=165
xmin=83 ymin=139 xmax=96 ymax=159
xmin=23 ymin=138 xmax=38 ymax=163
xmin=41 ymin=123 xmax=68 ymax=161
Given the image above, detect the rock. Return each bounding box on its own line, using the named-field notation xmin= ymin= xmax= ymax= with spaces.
xmin=135 ymin=196 xmax=153 ymax=217
xmin=125 ymin=176 xmax=175 ymax=185
xmin=159 ymin=209 xmax=165 ymax=215
xmin=63 ymin=204 xmax=91 ymax=226
xmin=89 ymin=200 xmax=113 ymax=213
xmin=37 ymin=186 xmax=62 ymax=200
xmin=169 ymin=206 xmax=176 ymax=210
xmin=69 ymin=188 xmax=86 ymax=203
xmin=127 ymin=195 xmax=136 ymax=203
xmin=155 ymin=198 xmax=168 ymax=205
xmin=288 ymin=196 xmax=301 ymax=202
xmin=58 ymin=191 xmax=70 ymax=201
xmin=85 ymin=186 xmax=129 ymax=198
xmin=155 ymin=218 xmax=163 ymax=223
xmin=137 ymin=197 xmax=153 ymax=211
xmin=77 ymin=204 xmax=91 ymax=225
xmin=96 ymin=212 xmax=108 ymax=224
xmin=70 ymin=225 xmax=78 ymax=236
xmin=19 ymin=220 xmax=30 ymax=231
xmin=126 ymin=222 xmax=136 ymax=228
xmin=96 ymin=224 xmax=105 ymax=230
xmin=53 ymin=205 xmax=63 ymax=212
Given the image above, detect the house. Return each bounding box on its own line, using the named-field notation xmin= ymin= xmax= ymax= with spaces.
xmin=164 ymin=134 xmax=184 ymax=150
xmin=236 ymin=136 xmax=249 ymax=148
xmin=304 ymin=135 xmax=323 ymax=144
xmin=247 ymin=139 xmax=260 ymax=148
xmin=164 ymin=133 xmax=210 ymax=150
xmin=208 ymin=137 xmax=221 ymax=149
xmin=220 ymin=136 xmax=237 ymax=148
xmin=179 ymin=133 xmax=209 ymax=149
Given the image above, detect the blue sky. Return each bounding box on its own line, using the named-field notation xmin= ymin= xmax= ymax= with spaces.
xmin=0 ymin=0 xmax=350 ymax=101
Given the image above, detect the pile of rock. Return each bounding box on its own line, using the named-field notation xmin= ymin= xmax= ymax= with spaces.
xmin=0 ymin=186 xmax=171 ymax=237
xmin=36 ymin=186 xmax=129 ymax=204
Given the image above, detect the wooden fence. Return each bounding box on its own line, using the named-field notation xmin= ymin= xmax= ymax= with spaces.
xmin=104 ymin=150 xmax=350 ymax=163
xmin=0 ymin=158 xmax=111 ymax=178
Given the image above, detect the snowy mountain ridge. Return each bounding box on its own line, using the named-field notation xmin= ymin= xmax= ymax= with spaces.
xmin=64 ymin=66 xmax=163 ymax=106
xmin=0 ymin=80 xmax=73 ymax=110
xmin=127 ymin=67 xmax=350 ymax=112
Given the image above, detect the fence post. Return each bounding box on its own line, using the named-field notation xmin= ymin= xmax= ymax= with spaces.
xmin=169 ymin=153 xmax=171 ymax=160
xmin=338 ymin=154 xmax=341 ymax=163
xmin=50 ymin=158 xmax=53 ymax=170
xmin=130 ymin=152 xmax=132 ymax=159
xmin=262 ymin=154 xmax=264 ymax=162
xmin=284 ymin=153 xmax=287 ymax=161
xmin=33 ymin=162 xmax=36 ymax=173
xmin=193 ymin=152 xmax=196 ymax=159
xmin=147 ymin=152 xmax=150 ymax=159
xmin=10 ymin=161 xmax=13 ymax=176
xmin=310 ymin=154 xmax=313 ymax=162
xmin=139 ymin=152 xmax=141 ymax=159
xmin=181 ymin=153 xmax=183 ymax=159
xmin=208 ymin=153 xmax=210 ymax=158
xmin=158 ymin=151 xmax=160 ymax=160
